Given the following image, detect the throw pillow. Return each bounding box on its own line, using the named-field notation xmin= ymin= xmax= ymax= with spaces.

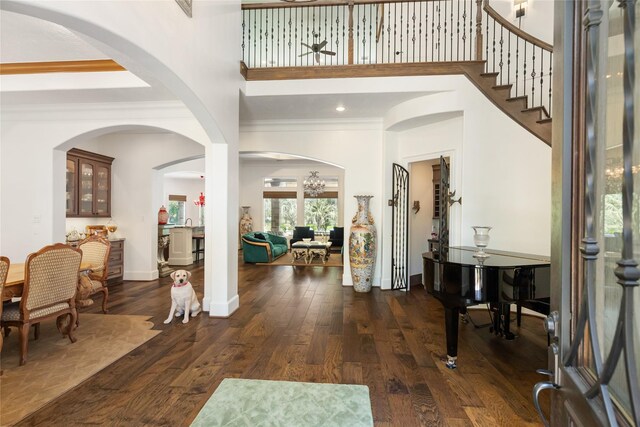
xmin=254 ymin=232 xmax=266 ymax=240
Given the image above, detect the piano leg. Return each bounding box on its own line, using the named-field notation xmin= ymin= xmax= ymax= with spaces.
xmin=444 ymin=306 xmax=460 ymax=369
xmin=489 ymin=303 xmax=516 ymax=340
xmin=501 ymin=304 xmax=515 ymax=340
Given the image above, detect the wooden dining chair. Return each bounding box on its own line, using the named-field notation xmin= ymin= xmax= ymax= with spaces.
xmin=77 ymin=235 xmax=111 ymax=313
xmin=0 ymin=244 xmax=82 ymax=366
xmin=0 ymin=256 xmax=10 ymax=373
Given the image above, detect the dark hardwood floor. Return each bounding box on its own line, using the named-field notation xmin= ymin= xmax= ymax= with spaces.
xmin=17 ymin=259 xmax=549 ymax=426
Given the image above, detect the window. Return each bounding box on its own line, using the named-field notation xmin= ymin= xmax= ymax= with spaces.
xmin=263 ymin=191 xmax=297 ymax=234
xmin=168 ymin=195 xmax=186 ymax=225
xmin=322 ymin=177 xmax=339 ymax=188
xmin=264 ymin=177 xmax=297 ymax=188
xmin=304 ymin=194 xmax=338 ymax=231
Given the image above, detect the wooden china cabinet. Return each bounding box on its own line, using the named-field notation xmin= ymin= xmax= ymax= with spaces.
xmin=66 ymin=148 xmax=114 ymax=217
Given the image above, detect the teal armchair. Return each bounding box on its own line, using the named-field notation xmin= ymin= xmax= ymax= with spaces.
xmin=242 ymin=232 xmax=289 ymax=263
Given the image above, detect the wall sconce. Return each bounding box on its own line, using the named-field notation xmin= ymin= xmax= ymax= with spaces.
xmin=448 ymin=190 xmax=462 ymax=206
xmin=412 ymin=201 xmax=420 ymax=214
xmin=514 ymin=0 xmax=527 ymax=23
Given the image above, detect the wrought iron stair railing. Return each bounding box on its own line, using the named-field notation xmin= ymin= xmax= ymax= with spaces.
xmin=241 ymin=0 xmax=554 ymax=143
xmin=242 ymin=0 xmax=483 ymax=67
xmin=481 ymin=2 xmax=553 ymax=119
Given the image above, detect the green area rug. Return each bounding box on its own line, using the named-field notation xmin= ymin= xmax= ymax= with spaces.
xmin=190 ymin=379 xmax=373 ymax=427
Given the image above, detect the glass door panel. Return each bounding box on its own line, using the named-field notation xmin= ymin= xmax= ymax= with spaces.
xmin=79 ymin=160 xmax=94 ymax=216
xmin=66 ymin=158 xmax=77 ymax=215
xmin=593 ymin=2 xmax=639 ymax=418
xmin=95 ymin=164 xmax=109 ymax=215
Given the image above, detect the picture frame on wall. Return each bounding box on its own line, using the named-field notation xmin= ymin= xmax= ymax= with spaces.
xmin=175 ymin=0 xmax=192 ymax=17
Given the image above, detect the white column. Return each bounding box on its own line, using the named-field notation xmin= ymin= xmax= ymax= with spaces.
xmin=203 ymin=142 xmax=239 ymax=317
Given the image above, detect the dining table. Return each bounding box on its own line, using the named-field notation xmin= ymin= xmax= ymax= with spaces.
xmin=2 ymin=262 xmax=95 ymax=303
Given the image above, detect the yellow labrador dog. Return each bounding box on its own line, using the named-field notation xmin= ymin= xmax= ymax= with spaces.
xmin=164 ymin=270 xmax=201 ymax=324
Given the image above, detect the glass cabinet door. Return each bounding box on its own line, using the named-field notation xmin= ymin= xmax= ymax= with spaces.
xmin=66 ymin=158 xmax=77 ymax=215
xmin=95 ymin=164 xmax=110 ymax=215
xmin=79 ymin=160 xmax=94 ymax=216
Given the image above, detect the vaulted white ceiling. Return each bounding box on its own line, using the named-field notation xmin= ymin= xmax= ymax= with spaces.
xmin=1 ymin=8 xmax=430 ymax=122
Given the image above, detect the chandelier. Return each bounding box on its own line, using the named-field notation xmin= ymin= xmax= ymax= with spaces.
xmin=304 ymin=171 xmax=325 ymax=197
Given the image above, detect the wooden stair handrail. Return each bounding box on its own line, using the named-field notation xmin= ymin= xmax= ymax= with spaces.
xmin=243 ymin=0 xmax=444 ymax=10
xmin=483 ymin=1 xmax=553 ymax=52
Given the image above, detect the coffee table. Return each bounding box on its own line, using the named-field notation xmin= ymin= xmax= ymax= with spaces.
xmin=291 ymin=241 xmax=332 ymax=264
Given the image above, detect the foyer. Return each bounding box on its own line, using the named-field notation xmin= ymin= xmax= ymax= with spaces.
xmin=14 ymin=260 xmax=549 ymax=426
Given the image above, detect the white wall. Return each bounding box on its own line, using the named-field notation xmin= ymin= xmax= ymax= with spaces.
xmin=242 ymin=74 xmax=552 ymax=290
xmin=1 ymin=0 xmax=241 ymax=317
xmin=390 ymin=82 xmax=551 ymax=257
xmin=0 ymin=103 xmax=207 ymax=260
xmin=239 ymin=160 xmax=344 ymax=232
xmin=69 ymin=131 xmax=204 ymax=280
xmin=489 ymin=0 xmax=554 ymax=45
xmin=240 ymin=120 xmax=383 ymax=287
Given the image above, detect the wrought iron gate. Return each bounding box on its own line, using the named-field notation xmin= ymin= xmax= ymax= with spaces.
xmin=438 ymin=156 xmax=450 ymax=253
xmin=391 ymin=163 xmax=409 ymax=290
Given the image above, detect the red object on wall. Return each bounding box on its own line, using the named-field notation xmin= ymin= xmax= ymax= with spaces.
xmin=158 ymin=205 xmax=169 ymax=224
xmin=194 ymin=192 xmax=205 ymax=206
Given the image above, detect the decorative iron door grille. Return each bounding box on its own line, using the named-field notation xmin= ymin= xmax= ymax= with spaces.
xmin=538 ymin=1 xmax=639 ymax=426
xmin=391 ymin=163 xmax=409 ymax=290
xmin=438 ymin=156 xmax=450 ymax=254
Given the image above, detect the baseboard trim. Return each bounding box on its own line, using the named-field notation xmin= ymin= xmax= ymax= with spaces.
xmin=207 ymin=294 xmax=240 ymax=318
xmin=167 ymin=257 xmax=193 ymax=266
xmin=124 ymin=270 xmax=158 ymax=281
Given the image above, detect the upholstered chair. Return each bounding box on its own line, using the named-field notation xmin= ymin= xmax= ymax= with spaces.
xmin=0 ymin=256 xmax=10 ymax=372
xmin=77 ymin=235 xmax=111 ymax=313
xmin=1 ymin=244 xmax=81 ymax=366
xmin=329 ymin=227 xmax=344 ymax=250
xmin=289 ymin=226 xmax=315 ymax=249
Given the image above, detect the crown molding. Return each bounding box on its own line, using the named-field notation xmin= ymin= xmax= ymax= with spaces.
xmin=240 ymin=118 xmax=383 ymax=132
xmin=0 ymin=100 xmax=195 ymax=121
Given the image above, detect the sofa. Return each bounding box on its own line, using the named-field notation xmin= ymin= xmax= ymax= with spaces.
xmin=329 ymin=227 xmax=344 ymax=251
xmin=289 ymin=226 xmax=315 ymax=250
xmin=242 ymin=232 xmax=288 ymax=263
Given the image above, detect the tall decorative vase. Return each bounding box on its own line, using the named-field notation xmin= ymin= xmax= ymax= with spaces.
xmin=158 ymin=205 xmax=169 ymax=225
xmin=349 ymin=195 xmax=377 ymax=293
xmin=239 ymin=206 xmax=253 ymax=248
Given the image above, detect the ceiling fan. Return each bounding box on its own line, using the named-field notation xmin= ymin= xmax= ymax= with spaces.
xmin=299 ymin=39 xmax=336 ymax=64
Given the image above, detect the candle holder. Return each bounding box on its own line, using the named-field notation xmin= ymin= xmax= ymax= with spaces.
xmin=472 ymin=226 xmax=492 ymax=258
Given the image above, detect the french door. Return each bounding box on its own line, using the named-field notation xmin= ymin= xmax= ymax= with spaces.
xmin=541 ymin=1 xmax=639 ymax=426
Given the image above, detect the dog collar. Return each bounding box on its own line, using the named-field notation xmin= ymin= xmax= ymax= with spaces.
xmin=173 ymin=281 xmax=190 ymax=288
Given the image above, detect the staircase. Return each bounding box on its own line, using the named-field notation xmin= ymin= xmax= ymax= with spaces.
xmin=461 ymin=63 xmax=552 ymax=145
xmin=240 ymin=0 xmax=553 ymax=146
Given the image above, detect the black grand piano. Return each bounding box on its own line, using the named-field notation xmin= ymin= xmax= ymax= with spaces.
xmin=423 ymin=247 xmax=550 ymax=369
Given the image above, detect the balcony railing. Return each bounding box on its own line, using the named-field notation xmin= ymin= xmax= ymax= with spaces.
xmin=242 ymin=0 xmax=482 ymax=68
xmin=242 ymin=0 xmax=553 ymax=121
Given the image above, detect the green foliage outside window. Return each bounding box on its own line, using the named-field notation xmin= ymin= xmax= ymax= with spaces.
xmin=168 ymin=201 xmax=185 ymax=225
xmin=304 ymin=198 xmax=337 ymax=231
xmin=264 ymin=198 xmax=297 ymax=234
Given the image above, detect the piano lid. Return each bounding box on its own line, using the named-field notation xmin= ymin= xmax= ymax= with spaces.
xmin=422 ymin=246 xmax=550 ymax=268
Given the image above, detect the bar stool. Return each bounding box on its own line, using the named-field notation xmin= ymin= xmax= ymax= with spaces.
xmin=192 ymin=234 xmax=205 ymax=263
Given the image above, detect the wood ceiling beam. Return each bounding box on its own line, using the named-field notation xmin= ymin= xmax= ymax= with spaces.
xmin=0 ymin=59 xmax=125 ymax=75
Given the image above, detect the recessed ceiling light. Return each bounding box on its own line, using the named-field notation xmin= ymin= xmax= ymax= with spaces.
xmin=336 ymin=106 xmax=346 ymax=112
